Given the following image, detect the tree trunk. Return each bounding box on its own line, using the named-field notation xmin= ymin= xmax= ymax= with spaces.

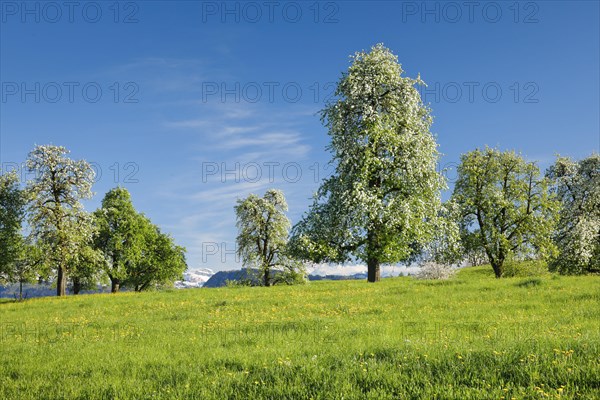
xmin=111 ymin=279 xmax=120 ymax=293
xmin=263 ymin=266 xmax=270 ymax=287
xmin=19 ymin=281 xmax=23 ymax=301
xmin=367 ymin=258 xmax=380 ymax=283
xmin=73 ymin=278 xmax=82 ymax=295
xmin=56 ymin=265 xmax=67 ymax=296
xmin=366 ymin=228 xmax=381 ymax=283
xmin=491 ymin=260 xmax=504 ymax=278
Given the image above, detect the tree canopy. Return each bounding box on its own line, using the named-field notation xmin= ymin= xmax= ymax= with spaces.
xmin=452 ymin=147 xmax=558 ymax=278
xmin=289 ymin=43 xmax=445 ymax=282
xmin=0 ymin=172 xmax=25 ymax=281
xmin=94 ymin=187 xmax=187 ymax=292
xmin=547 ymin=154 xmax=600 ymax=274
xmin=26 ymin=145 xmax=96 ymax=296
xmin=125 ymin=214 xmax=187 ymax=292
xmin=94 ymin=187 xmax=142 ymax=293
xmin=0 ymin=172 xmax=28 ymax=296
xmin=235 ymin=189 xmax=297 ymax=286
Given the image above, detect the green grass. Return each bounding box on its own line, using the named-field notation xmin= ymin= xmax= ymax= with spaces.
xmin=0 ymin=266 xmax=598 ymax=399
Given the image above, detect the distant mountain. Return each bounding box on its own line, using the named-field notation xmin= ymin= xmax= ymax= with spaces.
xmin=0 ymin=283 xmax=110 ymax=299
xmin=0 ymin=269 xmax=385 ymax=297
xmin=174 ymin=268 xmax=214 ymax=288
xmin=202 ymin=269 xmax=262 ymax=288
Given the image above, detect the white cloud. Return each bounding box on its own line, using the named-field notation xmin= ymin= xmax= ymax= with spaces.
xmin=109 ymin=58 xmax=322 ymax=270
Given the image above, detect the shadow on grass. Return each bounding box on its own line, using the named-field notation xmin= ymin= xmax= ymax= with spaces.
xmin=516 ymin=278 xmax=543 ymax=288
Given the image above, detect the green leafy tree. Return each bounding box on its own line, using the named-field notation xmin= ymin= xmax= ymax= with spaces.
xmin=0 ymin=172 xmax=41 ymax=300
xmin=95 ymin=187 xmax=187 ymax=292
xmin=289 ymin=44 xmax=445 ymax=282
xmin=94 ymin=187 xmax=143 ymax=293
xmin=235 ymin=189 xmax=297 ymax=286
xmin=547 ymin=154 xmax=600 ymax=274
xmin=10 ymin=242 xmax=46 ymax=300
xmin=0 ymin=172 xmax=26 ymax=283
xmin=26 ymin=145 xmax=95 ymax=296
xmin=69 ymin=242 xmax=104 ymax=295
xmin=125 ymin=214 xmax=187 ymax=291
xmin=452 ymin=147 xmax=558 ymax=278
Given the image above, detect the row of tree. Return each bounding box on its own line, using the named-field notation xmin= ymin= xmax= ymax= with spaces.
xmin=235 ymin=44 xmax=599 ymax=283
xmin=2 ymin=44 xmax=597 ymax=294
xmin=0 ymin=145 xmax=187 ymax=298
xmin=236 ymin=149 xmax=598 ymax=285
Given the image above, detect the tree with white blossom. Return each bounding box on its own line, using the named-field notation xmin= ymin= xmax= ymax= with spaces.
xmin=235 ymin=189 xmax=302 ymax=286
xmin=547 ymin=154 xmax=600 ymax=274
xmin=26 ymin=145 xmax=96 ymax=296
xmin=289 ymin=44 xmax=446 ymax=282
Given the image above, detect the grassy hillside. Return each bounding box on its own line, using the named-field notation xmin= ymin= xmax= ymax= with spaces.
xmin=0 ymin=266 xmax=598 ymax=399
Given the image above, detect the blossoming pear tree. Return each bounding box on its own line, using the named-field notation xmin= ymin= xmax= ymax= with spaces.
xmin=290 ymin=44 xmax=446 ymax=282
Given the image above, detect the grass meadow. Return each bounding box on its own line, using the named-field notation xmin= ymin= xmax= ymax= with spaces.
xmin=0 ymin=266 xmax=598 ymax=399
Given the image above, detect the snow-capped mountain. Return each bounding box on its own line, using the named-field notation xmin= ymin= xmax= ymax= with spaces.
xmin=174 ymin=268 xmax=215 ymax=288
xmin=174 ymin=264 xmax=422 ymax=289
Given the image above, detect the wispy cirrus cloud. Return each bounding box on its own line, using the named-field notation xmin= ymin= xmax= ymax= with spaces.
xmin=156 ymin=108 xmax=316 ymax=270
xmin=217 ymin=131 xmax=310 ymax=156
xmin=96 ymin=57 xmax=323 ymax=270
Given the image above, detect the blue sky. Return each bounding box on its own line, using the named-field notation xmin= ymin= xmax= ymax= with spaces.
xmin=1 ymin=1 xmax=598 ymax=271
